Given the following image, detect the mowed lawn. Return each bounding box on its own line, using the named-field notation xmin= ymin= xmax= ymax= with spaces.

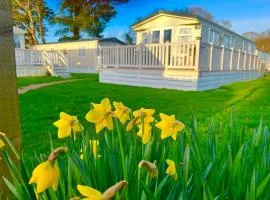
xmin=19 ymin=74 xmax=270 ymax=158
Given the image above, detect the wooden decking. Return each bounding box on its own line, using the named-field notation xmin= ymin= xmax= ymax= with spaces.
xmin=98 ymin=41 xmax=263 ymax=91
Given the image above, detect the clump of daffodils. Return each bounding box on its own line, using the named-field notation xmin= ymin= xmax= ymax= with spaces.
xmin=2 ymin=97 xmax=188 ymax=198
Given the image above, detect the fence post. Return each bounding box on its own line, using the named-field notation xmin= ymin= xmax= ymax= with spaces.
xmin=139 ymin=44 xmax=142 ymax=69
xmin=248 ymin=53 xmax=252 ymax=70
xmin=237 ymin=49 xmax=241 ymax=71
xmin=209 ymin=43 xmax=213 ymax=71
xmin=243 ymin=51 xmax=247 ymax=70
xmin=165 ymin=43 xmax=169 ymax=69
xmin=195 ymin=39 xmax=201 ymax=71
xmin=220 ymin=45 xmax=224 ymax=71
xmin=230 ymin=47 xmax=234 ymax=71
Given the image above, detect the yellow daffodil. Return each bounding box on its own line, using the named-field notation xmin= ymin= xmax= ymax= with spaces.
xmin=0 ymin=139 xmax=5 ymax=149
xmin=53 ymin=112 xmax=83 ymax=140
xmin=166 ymin=159 xmax=177 ymax=179
xmin=137 ymin=123 xmax=152 ymax=144
xmin=29 ymin=147 xmax=67 ymax=194
xmin=77 ymin=180 xmax=128 ymax=200
xmin=80 ymin=140 xmax=100 ymax=159
xmin=29 ymin=160 xmax=60 ymax=193
xmin=113 ymin=101 xmax=131 ymax=124
xmin=77 ymin=185 xmax=102 ymax=200
xmin=139 ymin=160 xmax=158 ymax=178
xmin=156 ymin=113 xmax=185 ymax=140
xmin=126 ymin=108 xmax=155 ymax=132
xmin=133 ymin=108 xmax=155 ymax=125
xmin=85 ymin=98 xmax=114 ymax=133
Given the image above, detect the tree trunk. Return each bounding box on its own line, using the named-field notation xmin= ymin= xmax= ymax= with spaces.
xmin=0 ymin=0 xmax=21 ymax=196
xmin=36 ymin=4 xmax=46 ymax=44
xmin=73 ymin=25 xmax=80 ymax=40
xmin=27 ymin=9 xmax=38 ymax=45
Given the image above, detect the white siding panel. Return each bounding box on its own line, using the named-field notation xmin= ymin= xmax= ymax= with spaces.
xmin=68 ymin=67 xmax=97 ymax=74
xmin=99 ymin=69 xmax=198 ymax=91
xmin=197 ymin=71 xmax=263 ymax=90
xmin=16 ymin=66 xmax=48 ymax=77
xmin=99 ymin=68 xmax=263 ymax=91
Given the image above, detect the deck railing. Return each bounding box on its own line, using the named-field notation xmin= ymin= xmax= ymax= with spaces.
xmin=99 ymin=41 xmax=200 ymax=70
xmin=199 ymin=42 xmax=261 ymax=72
xmin=15 ymin=48 xmax=44 ymax=66
xmin=15 ymin=48 xmax=69 ymax=76
xmin=99 ymin=41 xmax=261 ymax=72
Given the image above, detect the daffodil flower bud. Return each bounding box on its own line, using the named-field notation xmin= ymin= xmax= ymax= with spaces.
xmin=139 ymin=160 xmax=158 ymax=178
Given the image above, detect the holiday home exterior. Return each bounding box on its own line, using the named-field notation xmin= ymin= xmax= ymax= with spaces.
xmin=98 ymin=11 xmax=263 ymax=91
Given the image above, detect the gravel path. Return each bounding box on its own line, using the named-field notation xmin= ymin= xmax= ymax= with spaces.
xmin=18 ymin=79 xmax=79 ymax=94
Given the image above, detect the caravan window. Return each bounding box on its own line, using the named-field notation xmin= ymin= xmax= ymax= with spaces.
xmin=209 ymin=29 xmax=220 ymax=45
xmin=164 ymin=29 xmax=172 ymax=43
xmin=152 ymin=31 xmax=160 ymax=43
xmin=223 ymin=35 xmax=231 ymax=48
xmin=178 ymin=28 xmax=192 ymax=42
xmin=14 ymin=34 xmax=21 ymax=48
xmin=142 ymin=32 xmax=148 ymax=44
xmin=79 ymin=47 xmax=86 ymax=56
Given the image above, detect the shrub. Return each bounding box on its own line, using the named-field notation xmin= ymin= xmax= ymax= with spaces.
xmin=0 ymin=98 xmax=269 ymax=200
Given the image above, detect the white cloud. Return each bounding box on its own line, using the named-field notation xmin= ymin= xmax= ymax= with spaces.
xmin=231 ymin=17 xmax=270 ymax=34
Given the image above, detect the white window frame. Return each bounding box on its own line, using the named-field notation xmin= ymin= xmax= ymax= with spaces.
xmin=79 ymin=46 xmax=86 ymax=57
xmin=151 ymin=30 xmax=161 ymax=44
xmin=163 ymin=29 xmax=172 ymax=43
xmin=14 ymin=34 xmax=21 ymax=48
xmin=178 ymin=27 xmax=193 ymax=42
xmin=142 ymin=32 xmax=148 ymax=44
xmin=209 ymin=29 xmax=220 ymax=46
xmin=148 ymin=26 xmax=175 ymax=44
xmin=223 ymin=34 xmax=231 ymax=48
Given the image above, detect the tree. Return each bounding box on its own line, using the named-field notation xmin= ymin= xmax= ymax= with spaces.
xmin=0 ymin=0 xmax=21 ymax=196
xmin=242 ymin=32 xmax=260 ymax=40
xmin=188 ymin=6 xmax=214 ymax=21
xmin=187 ymin=7 xmax=232 ymax=29
xmin=254 ymin=36 xmax=270 ymax=53
xmin=55 ymin=0 xmax=128 ymax=41
xmin=123 ymin=29 xmax=136 ymax=45
xmin=12 ymin=0 xmax=54 ymax=46
xmin=242 ymin=29 xmax=270 ymax=53
xmin=35 ymin=0 xmax=55 ymax=44
xmin=219 ymin=20 xmax=232 ymax=29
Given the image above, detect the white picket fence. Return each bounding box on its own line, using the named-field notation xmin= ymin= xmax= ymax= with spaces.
xmin=99 ymin=41 xmax=261 ymax=72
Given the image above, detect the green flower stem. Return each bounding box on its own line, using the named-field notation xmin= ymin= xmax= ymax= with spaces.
xmin=1 ymin=133 xmax=21 ymax=160
xmin=115 ymin=119 xmax=128 ymax=199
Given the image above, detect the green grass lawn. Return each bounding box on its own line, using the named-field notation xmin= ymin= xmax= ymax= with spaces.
xmin=17 ymin=73 xmax=98 ymax=87
xmin=19 ymin=74 xmax=270 ymax=158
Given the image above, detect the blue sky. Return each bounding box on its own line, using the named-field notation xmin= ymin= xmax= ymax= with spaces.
xmin=46 ymin=0 xmax=270 ymax=42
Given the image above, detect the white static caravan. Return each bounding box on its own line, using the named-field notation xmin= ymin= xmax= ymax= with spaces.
xmin=35 ymin=38 xmax=125 ymax=74
xmin=99 ymin=11 xmax=263 ymax=91
xmin=15 ymin=37 xmax=125 ymax=77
